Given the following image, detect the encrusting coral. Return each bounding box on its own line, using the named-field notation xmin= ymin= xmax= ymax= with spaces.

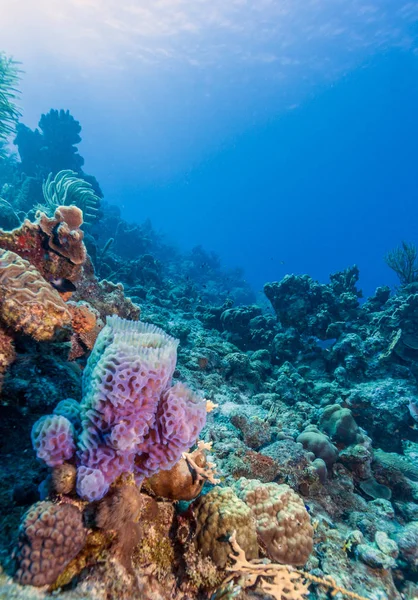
xmin=0 ymin=326 xmax=15 ymax=390
xmin=0 ymin=248 xmax=72 ymax=341
xmin=95 ymin=483 xmax=146 ymax=572
xmin=67 ymin=300 xmax=104 ymax=360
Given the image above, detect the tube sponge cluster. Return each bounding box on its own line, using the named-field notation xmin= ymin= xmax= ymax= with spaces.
xmin=31 ymin=316 xmax=207 ymax=501
xmin=31 ymin=415 xmax=76 ymax=468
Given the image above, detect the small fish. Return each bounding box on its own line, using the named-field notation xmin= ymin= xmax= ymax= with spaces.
xmin=50 ymin=278 xmax=77 ymax=293
xmin=216 ymin=534 xmax=231 ymax=543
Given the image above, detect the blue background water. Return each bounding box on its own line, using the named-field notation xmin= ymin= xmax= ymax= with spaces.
xmin=2 ymin=2 xmax=418 ymax=298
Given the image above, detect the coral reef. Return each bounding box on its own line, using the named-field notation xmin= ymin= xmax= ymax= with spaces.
xmin=3 ymin=109 xmax=418 ymax=600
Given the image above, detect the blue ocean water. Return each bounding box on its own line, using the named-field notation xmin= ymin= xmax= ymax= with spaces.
xmin=2 ymin=1 xmax=417 ymax=299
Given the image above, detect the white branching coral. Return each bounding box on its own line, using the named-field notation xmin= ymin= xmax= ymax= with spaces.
xmin=222 ymin=532 xmax=370 ymax=600
xmin=183 ymin=440 xmax=220 ymax=485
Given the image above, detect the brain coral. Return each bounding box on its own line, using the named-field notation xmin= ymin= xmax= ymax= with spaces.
xmin=14 ymin=501 xmax=86 ymax=586
xmin=0 ymin=249 xmax=71 ymax=341
xmin=234 ymin=478 xmax=313 ymax=566
xmin=32 ymin=415 xmax=76 ymax=467
xmin=193 ymin=486 xmax=259 ymax=568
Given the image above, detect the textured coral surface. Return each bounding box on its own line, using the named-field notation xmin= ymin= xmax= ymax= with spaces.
xmin=193 ymin=486 xmax=259 ymax=568
xmin=0 ymin=249 xmax=71 ymax=341
xmin=234 ymin=477 xmax=314 ymax=566
xmin=14 ymin=501 xmax=86 ymax=587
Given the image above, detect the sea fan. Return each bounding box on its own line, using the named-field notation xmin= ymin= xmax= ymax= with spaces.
xmin=0 ymin=53 xmax=22 ymax=157
xmin=40 ymin=169 xmax=100 ymax=223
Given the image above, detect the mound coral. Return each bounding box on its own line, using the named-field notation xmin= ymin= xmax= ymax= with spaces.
xmin=32 ymin=316 xmax=207 ymax=502
xmin=234 ymin=478 xmax=313 ymax=566
xmin=319 ymin=403 xmax=364 ymax=445
xmin=296 ymin=425 xmax=338 ymax=468
xmin=193 ymin=486 xmax=259 ymax=568
xmin=0 ymin=249 xmax=72 ymax=341
xmin=14 ymin=501 xmax=87 ymax=587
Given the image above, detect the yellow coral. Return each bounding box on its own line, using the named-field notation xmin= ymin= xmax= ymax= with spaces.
xmin=133 ymin=501 xmax=176 ymax=581
xmin=183 ymin=544 xmax=224 ymax=590
xmin=50 ymin=530 xmax=113 ymax=591
xmin=193 ymin=487 xmax=259 ymax=568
